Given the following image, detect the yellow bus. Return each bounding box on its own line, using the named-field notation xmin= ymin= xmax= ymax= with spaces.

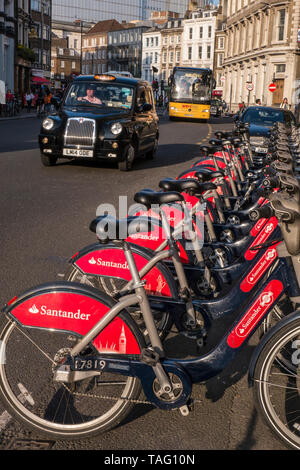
xmin=168 ymin=67 xmax=215 ymax=121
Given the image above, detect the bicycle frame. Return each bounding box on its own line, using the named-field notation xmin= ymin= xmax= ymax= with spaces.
xmin=56 ymin=240 xmax=300 ymax=412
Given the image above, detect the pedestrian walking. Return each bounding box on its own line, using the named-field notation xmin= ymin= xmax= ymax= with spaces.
xmin=25 ymin=90 xmax=34 ymax=113
xmin=44 ymin=89 xmax=53 ymax=114
xmin=256 ymin=99 xmax=262 ymax=106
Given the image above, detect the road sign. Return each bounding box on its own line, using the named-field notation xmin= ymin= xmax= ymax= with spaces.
xmin=268 ymin=83 xmax=277 ymax=93
xmin=220 ymin=76 xmax=225 ymax=83
xmin=246 ymin=83 xmax=254 ymax=91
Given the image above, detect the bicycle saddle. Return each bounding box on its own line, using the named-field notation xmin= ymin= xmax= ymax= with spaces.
xmin=90 ymin=215 xmax=154 ymax=243
xmin=271 ymin=161 xmax=293 ymax=175
xmin=195 ymin=170 xmax=225 ymax=183
xmin=159 ymin=178 xmax=217 ymax=195
xmin=276 ymin=152 xmax=293 ymax=164
xmin=134 ymin=189 xmax=185 ymax=209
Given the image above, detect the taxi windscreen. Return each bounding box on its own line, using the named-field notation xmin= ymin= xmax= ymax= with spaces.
xmin=64 ymin=83 xmax=134 ymax=111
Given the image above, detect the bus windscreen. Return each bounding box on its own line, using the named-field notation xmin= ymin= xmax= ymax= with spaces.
xmin=170 ymin=70 xmax=212 ymax=104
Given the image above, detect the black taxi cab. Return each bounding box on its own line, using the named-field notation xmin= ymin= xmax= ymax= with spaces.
xmin=39 ymin=74 xmax=159 ymax=171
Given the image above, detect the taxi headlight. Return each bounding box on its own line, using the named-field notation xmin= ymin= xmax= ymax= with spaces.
xmin=111 ymin=122 xmax=123 ymax=135
xmin=42 ymin=118 xmax=54 ymax=130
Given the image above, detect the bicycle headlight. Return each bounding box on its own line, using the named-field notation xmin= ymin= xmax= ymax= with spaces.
xmin=42 ymin=118 xmax=54 ymax=130
xmin=111 ymin=122 xmax=123 ymax=135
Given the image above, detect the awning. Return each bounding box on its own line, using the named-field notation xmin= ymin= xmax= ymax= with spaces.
xmin=31 ymin=76 xmax=51 ymax=84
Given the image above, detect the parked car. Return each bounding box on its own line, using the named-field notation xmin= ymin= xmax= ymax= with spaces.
xmin=39 ymin=74 xmax=159 ymax=171
xmin=235 ymin=106 xmax=296 ymax=155
xmin=210 ymin=99 xmax=223 ymax=117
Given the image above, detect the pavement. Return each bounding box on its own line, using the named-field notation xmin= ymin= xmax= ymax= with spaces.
xmin=0 ymin=108 xmax=40 ymax=121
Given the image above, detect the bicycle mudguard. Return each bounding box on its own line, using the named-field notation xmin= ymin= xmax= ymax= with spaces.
xmin=2 ymin=282 xmax=142 ymax=355
xmin=70 ymin=243 xmax=179 ymax=298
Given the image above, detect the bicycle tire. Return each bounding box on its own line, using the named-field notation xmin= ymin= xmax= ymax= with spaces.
xmin=253 ymin=318 xmax=300 ymax=450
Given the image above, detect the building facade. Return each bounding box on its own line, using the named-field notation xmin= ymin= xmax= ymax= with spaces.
xmin=142 ymin=26 xmax=163 ymax=83
xmin=15 ymin=0 xmax=34 ymax=97
xmin=0 ymin=0 xmax=15 ymax=95
xmin=213 ymin=6 xmax=226 ymax=96
xmin=81 ymin=19 xmax=123 ymax=76
xmin=28 ymin=0 xmax=52 ymax=80
xmin=51 ymin=37 xmax=80 ymax=87
xmin=220 ymin=0 xmax=300 ymax=112
xmin=160 ymin=18 xmax=184 ymax=82
xmin=181 ymin=6 xmax=217 ymax=69
xmin=107 ymin=25 xmax=150 ymax=77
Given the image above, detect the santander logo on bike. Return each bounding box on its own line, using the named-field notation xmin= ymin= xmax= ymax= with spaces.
xmin=88 ymin=257 xmax=129 ymax=270
xmin=240 ymin=246 xmax=278 ymax=292
xmin=227 ymin=280 xmax=283 ymax=349
xmin=28 ymin=304 xmax=91 ymax=321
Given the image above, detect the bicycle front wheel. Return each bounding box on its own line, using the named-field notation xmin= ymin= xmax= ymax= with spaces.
xmin=0 ymin=316 xmax=144 ymax=440
xmin=253 ymin=318 xmax=300 ymax=450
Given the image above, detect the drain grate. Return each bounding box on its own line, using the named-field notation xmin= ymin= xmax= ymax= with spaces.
xmin=6 ymin=438 xmax=55 ymax=450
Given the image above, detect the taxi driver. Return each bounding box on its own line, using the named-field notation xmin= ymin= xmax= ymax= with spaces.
xmin=77 ymin=84 xmax=102 ymax=104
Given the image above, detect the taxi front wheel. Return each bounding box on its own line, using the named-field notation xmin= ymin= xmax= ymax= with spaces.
xmin=40 ymin=152 xmax=58 ymax=167
xmin=118 ymin=143 xmax=135 ymax=172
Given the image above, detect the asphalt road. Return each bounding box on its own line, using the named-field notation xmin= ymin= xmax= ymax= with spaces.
xmin=0 ymin=114 xmax=287 ymax=451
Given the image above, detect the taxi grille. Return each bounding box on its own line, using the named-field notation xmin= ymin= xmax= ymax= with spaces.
xmin=64 ymin=118 xmax=96 ymax=148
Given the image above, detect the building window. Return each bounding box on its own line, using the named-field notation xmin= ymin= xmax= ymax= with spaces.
xmin=207 ymin=45 xmax=211 ymax=59
xmin=199 ymin=26 xmax=203 ymax=39
xmin=163 ymin=52 xmax=167 ymax=63
xmin=208 ymin=26 xmax=212 ymax=38
xmin=276 ymin=64 xmax=286 ymax=73
xmin=278 ymin=9 xmax=286 ymax=41
xmin=198 ymin=46 xmax=202 ymax=59
xmin=61 ymin=61 xmax=65 ymax=68
xmin=61 ymin=72 xmax=65 ymax=79
xmin=58 ymin=48 xmax=63 ymax=55
xmin=217 ymin=53 xmax=224 ymax=67
xmin=218 ymin=37 xmax=224 ymax=49
xmin=176 ymin=51 xmax=180 ymax=63
xmin=189 ymin=28 xmax=193 ymax=40
xmin=169 ymin=51 xmax=174 ymax=63
xmin=188 ymin=46 xmax=192 ymax=61
xmin=72 ymin=61 xmax=76 ymax=69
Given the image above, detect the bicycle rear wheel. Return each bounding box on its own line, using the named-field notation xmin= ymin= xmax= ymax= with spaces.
xmin=0 ymin=310 xmax=145 ymax=440
xmin=253 ymin=318 xmax=300 ymax=449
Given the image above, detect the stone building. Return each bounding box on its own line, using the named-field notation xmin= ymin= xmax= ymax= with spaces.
xmin=51 ymin=37 xmax=80 ymax=87
xmin=181 ymin=6 xmax=218 ymax=70
xmin=29 ymin=0 xmax=52 ymax=81
xmin=82 ymin=19 xmax=122 ymax=76
xmin=160 ymin=17 xmax=184 ymax=82
xmin=141 ymin=12 xmax=180 ymax=83
xmin=213 ymin=6 xmax=226 ymax=97
xmin=15 ymin=0 xmax=34 ymax=97
xmin=220 ymin=0 xmax=300 ymax=112
xmin=52 ymin=19 xmax=92 ymax=77
xmin=107 ymin=24 xmax=150 ymax=78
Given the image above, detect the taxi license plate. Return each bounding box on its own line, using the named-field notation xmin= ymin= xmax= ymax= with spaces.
xmin=63 ymin=148 xmax=93 ymax=158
